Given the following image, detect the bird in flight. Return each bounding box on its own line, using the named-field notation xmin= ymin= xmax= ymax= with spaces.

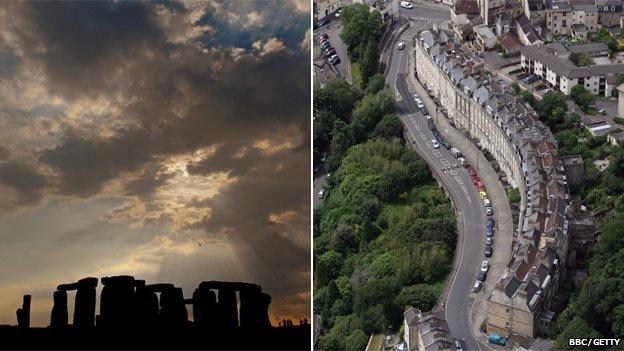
xmin=198 ymin=241 xmax=203 ymax=247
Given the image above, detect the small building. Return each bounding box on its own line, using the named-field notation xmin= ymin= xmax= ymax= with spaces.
xmin=403 ymin=308 xmax=454 ymax=351
xmin=560 ymin=155 xmax=584 ymax=185
xmin=587 ymin=123 xmax=617 ymax=136
xmin=515 ymin=14 xmax=543 ymax=46
xmin=608 ymin=129 xmax=624 ymax=145
xmin=617 ymin=84 xmax=624 ymax=118
xmin=571 ymin=23 xmax=589 ymax=40
xmin=500 ymin=33 xmax=523 ymax=55
xmin=569 ymin=42 xmax=610 ymax=57
xmin=314 ymin=0 xmax=344 ymax=20
xmin=475 ymin=25 xmax=497 ymax=51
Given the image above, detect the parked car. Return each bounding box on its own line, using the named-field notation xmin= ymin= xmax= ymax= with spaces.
xmin=420 ymin=106 xmax=428 ymax=115
xmin=483 ymin=198 xmax=491 ymax=208
xmin=487 ymin=216 xmax=494 ymax=227
xmin=486 ymin=207 xmax=493 ymax=216
xmin=488 ymin=333 xmax=507 ymax=346
xmin=477 ymin=271 xmax=487 ymax=282
xmin=397 ymin=42 xmax=406 ymax=50
xmin=400 ymin=1 xmax=414 ymax=8
xmin=320 ymin=41 xmax=331 ymax=50
xmin=486 ymin=227 xmax=494 ymax=237
xmin=324 ymin=48 xmax=336 ymax=57
xmin=457 ymin=157 xmax=466 ymax=165
xmin=473 ymin=280 xmax=483 ymax=292
xmin=318 ymin=18 xmax=330 ymax=26
xmin=431 ymin=139 xmax=440 ymax=149
xmin=485 ymin=237 xmax=493 ymax=245
xmin=318 ymin=189 xmax=325 ymax=199
xmin=320 ymin=33 xmax=329 ymax=40
xmin=598 ymin=109 xmax=606 ymax=115
xmin=485 ymin=244 xmax=493 ymax=257
xmin=481 ymin=260 xmax=489 ymax=273
xmin=442 ymin=141 xmax=451 ymax=149
xmin=479 ymin=191 xmax=488 ymax=200
xmin=329 ymin=54 xmax=341 ymax=65
xmin=455 ymin=339 xmax=464 ymax=351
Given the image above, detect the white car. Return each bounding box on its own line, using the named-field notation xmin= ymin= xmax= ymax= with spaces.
xmin=481 ymin=260 xmax=489 ymax=273
xmin=400 ymin=1 xmax=414 ymax=8
xmin=397 ymin=42 xmax=406 ymax=50
xmin=486 ymin=207 xmax=493 ymax=216
xmin=318 ymin=189 xmax=325 ymax=199
xmin=457 ymin=157 xmax=466 ymax=165
xmin=473 ymin=280 xmax=482 ymax=292
xmin=417 ymin=101 xmax=424 ymax=109
xmin=431 ymin=139 xmax=440 ymax=149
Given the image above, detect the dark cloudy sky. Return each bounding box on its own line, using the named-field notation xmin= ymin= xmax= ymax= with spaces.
xmin=0 ymin=0 xmax=310 ymax=327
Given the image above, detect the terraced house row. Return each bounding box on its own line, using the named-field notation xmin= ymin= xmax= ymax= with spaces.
xmin=414 ymin=28 xmax=596 ymax=338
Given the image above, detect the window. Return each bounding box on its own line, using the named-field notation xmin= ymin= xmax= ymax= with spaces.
xmin=612 ymin=6 xmax=616 ymax=10
xmin=598 ymin=5 xmax=602 ymax=10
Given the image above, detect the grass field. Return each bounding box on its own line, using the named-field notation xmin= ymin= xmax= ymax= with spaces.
xmin=367 ymin=334 xmax=383 ymax=351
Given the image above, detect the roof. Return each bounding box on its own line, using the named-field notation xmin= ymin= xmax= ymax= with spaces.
xmin=571 ymin=23 xmax=589 ymax=32
xmin=569 ymin=42 xmax=609 ymax=54
xmin=521 ymin=45 xmax=624 ymax=78
xmin=453 ymin=0 xmax=480 ymax=14
xmin=404 ymin=307 xmax=420 ymax=327
xmin=516 ymin=14 xmax=542 ymax=44
xmin=500 ymin=34 xmax=523 ymax=52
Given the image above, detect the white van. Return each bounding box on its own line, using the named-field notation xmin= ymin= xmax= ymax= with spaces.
xmin=450 ymin=147 xmax=462 ymax=158
xmin=400 ymin=1 xmax=414 ymax=8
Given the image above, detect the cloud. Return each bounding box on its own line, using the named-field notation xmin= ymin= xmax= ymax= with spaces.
xmin=0 ymin=0 xmax=310 ymax=326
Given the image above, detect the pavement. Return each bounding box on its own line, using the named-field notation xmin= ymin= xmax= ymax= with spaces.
xmin=384 ymin=20 xmax=514 ymax=350
xmin=313 ymin=172 xmax=327 ymax=209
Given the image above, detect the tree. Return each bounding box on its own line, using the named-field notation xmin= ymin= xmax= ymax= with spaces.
xmin=395 ymin=284 xmax=438 ymax=311
xmin=340 ymin=4 xmax=383 ymax=62
xmin=577 ymin=53 xmax=594 ymax=66
xmin=351 ymin=89 xmax=395 ymax=142
xmin=372 ymin=114 xmax=404 ymax=140
xmin=365 ymin=74 xmax=386 ymax=95
xmin=570 ymin=85 xmax=595 ymax=113
xmin=538 ymin=91 xmax=567 ymax=128
xmin=521 ymin=90 xmax=537 ymax=108
xmin=327 ymin=119 xmax=355 ymax=170
xmin=360 ymin=36 xmax=379 ymax=89
xmin=617 ymin=73 xmax=624 ymax=86
xmin=315 ymin=251 xmax=343 ymax=287
xmin=344 ymin=329 xmax=368 ymax=350
xmin=314 ymin=79 xmax=361 ymax=117
xmin=556 ymin=317 xmax=602 ymax=350
xmin=507 ymin=188 xmax=520 ymax=204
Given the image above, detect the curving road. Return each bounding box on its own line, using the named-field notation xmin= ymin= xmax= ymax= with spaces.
xmin=386 ymin=24 xmax=486 ymax=350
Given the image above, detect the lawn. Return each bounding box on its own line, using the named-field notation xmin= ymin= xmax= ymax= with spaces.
xmin=367 ymin=334 xmax=383 ymax=351
xmin=351 ymin=62 xmax=362 ymax=89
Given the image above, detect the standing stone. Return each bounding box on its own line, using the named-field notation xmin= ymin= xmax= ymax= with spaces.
xmin=192 ymin=287 xmax=218 ymax=329
xmin=219 ymin=287 xmax=238 ymax=329
xmin=16 ymin=294 xmax=31 ymax=328
xmin=99 ymin=276 xmax=135 ymax=328
xmin=239 ymin=285 xmax=262 ymax=330
xmin=50 ymin=290 xmax=68 ymax=328
xmin=258 ymin=293 xmax=272 ymax=329
xmin=160 ymin=287 xmax=188 ymax=327
xmin=73 ymin=277 xmax=98 ymax=328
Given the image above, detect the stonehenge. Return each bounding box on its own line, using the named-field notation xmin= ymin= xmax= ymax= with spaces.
xmin=44 ymin=276 xmax=272 ymax=332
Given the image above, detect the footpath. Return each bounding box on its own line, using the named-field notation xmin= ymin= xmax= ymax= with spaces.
xmin=405 ymin=55 xmax=514 ymax=348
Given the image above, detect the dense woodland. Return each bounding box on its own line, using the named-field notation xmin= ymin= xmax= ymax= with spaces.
xmin=313 ymin=77 xmax=456 ymax=350
xmin=521 ymin=90 xmax=624 ymax=348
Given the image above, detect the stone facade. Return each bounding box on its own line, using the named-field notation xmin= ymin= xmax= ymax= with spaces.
xmin=414 ymin=28 xmax=590 ymax=338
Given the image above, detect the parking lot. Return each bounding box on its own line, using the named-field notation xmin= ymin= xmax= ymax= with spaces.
xmin=314 ymin=16 xmax=350 ymax=82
